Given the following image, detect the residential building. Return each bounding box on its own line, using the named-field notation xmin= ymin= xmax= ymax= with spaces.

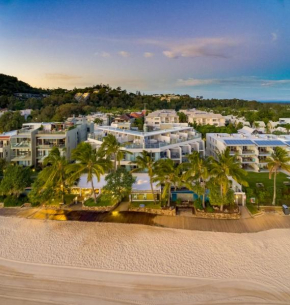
xmin=145 ymin=109 xmax=179 ymax=127
xmin=180 ymin=109 xmax=226 ymax=126
xmin=87 ymin=125 xmax=204 ymax=170
xmin=279 ymin=118 xmax=290 ymax=125
xmin=9 ymin=120 xmax=92 ymax=167
xmin=206 ymin=133 xmax=290 ymax=172
xmin=0 ymin=130 xmax=17 ymax=161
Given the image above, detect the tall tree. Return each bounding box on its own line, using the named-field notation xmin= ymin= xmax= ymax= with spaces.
xmin=266 ymin=147 xmax=290 ymax=205
xmin=40 ymin=147 xmax=68 ymax=204
xmin=131 ymin=150 xmax=157 ymax=204
xmin=103 ymin=167 xmax=136 ymax=203
xmin=100 ymin=134 xmax=131 ymax=171
xmin=153 ymin=159 xmax=182 ymax=206
xmin=66 ymin=142 xmax=112 ymax=202
xmin=183 ymin=151 xmax=211 ymax=208
xmin=210 ymin=148 xmax=248 ymax=211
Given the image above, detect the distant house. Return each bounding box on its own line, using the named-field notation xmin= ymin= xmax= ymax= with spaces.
xmin=180 ymin=109 xmax=225 ymax=126
xmin=74 ymin=92 xmax=90 ymax=102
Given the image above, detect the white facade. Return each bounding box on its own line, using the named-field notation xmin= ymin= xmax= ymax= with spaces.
xmin=206 ymin=133 xmax=290 ymax=172
xmin=88 ymin=125 xmax=205 ymax=170
xmin=180 ymin=109 xmax=225 ymax=126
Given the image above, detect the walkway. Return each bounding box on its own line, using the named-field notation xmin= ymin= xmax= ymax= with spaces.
xmin=0 ymin=207 xmax=290 ymax=233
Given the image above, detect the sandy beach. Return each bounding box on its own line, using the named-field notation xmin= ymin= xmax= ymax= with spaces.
xmin=0 ymin=216 xmax=290 ymax=304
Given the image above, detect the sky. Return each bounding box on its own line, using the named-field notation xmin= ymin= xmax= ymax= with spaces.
xmin=0 ymin=0 xmax=290 ymax=100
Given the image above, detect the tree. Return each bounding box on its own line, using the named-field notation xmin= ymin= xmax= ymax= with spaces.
xmin=0 ymin=164 xmax=32 ymax=197
xmin=94 ymin=118 xmax=103 ymax=125
xmin=183 ymin=151 xmax=211 ymax=208
xmin=66 ymin=142 xmax=112 ymax=202
xmin=131 ymin=150 xmax=157 ymax=204
xmin=177 ymin=111 xmax=187 ymax=123
xmin=100 ymin=134 xmax=132 ymax=171
xmin=0 ymin=111 xmax=25 ymax=132
xmin=207 ymin=179 xmax=235 ymax=209
xmin=39 ymin=147 xmax=68 ymax=204
xmin=266 ymin=147 xmax=290 ymax=205
xmin=103 ymin=167 xmax=136 ymax=203
xmin=153 ymin=159 xmax=182 ymax=206
xmin=284 ymin=124 xmax=290 ymax=135
xmin=253 ymin=122 xmax=260 ymax=129
xmin=210 ymin=148 xmax=248 ymax=211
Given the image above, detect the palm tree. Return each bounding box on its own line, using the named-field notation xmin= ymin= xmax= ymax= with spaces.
xmin=153 ymin=159 xmax=182 ymax=206
xmin=130 ymin=150 xmax=157 ymax=204
xmin=266 ymin=147 xmax=290 ymax=205
xmin=100 ymin=134 xmax=132 ymax=171
xmin=66 ymin=142 xmax=112 ymax=203
xmin=210 ymin=148 xmax=248 ymax=211
xmin=183 ymin=151 xmax=211 ymax=208
xmin=40 ymin=147 xmax=68 ymax=204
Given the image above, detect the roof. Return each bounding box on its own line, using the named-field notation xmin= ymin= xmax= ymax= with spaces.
xmin=253 ymin=140 xmax=286 ymax=146
xmin=77 ymin=173 xmax=161 ymax=191
xmin=224 ymin=139 xmax=254 ymax=145
xmin=97 ymin=126 xmax=193 ymax=137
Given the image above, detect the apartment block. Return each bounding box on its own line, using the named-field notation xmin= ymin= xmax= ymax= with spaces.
xmin=88 ymin=125 xmax=205 ymax=170
xmin=206 ymin=133 xmax=290 ymax=172
xmin=0 ymin=130 xmax=17 ymax=162
xmin=145 ymin=109 xmax=179 ymax=127
xmin=8 ymin=120 xmax=92 ymax=167
xmin=180 ymin=109 xmax=225 ymax=126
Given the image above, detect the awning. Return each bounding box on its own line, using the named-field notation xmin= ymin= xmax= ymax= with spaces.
xmin=37 ymin=135 xmax=66 ymax=139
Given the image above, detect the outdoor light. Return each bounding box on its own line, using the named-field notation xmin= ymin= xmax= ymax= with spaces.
xmin=112 ymin=211 xmax=119 ymax=216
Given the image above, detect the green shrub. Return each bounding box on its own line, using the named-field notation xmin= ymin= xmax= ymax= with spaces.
xmin=4 ymin=195 xmax=26 ymax=207
xmin=194 ymin=198 xmax=203 ymax=210
xmin=206 ymin=206 xmax=214 ymax=213
xmin=84 ymin=198 xmax=96 ymax=206
xmin=175 ymin=198 xmax=182 ymax=205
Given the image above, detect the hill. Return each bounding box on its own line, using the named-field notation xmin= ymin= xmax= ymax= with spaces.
xmin=0 ymin=74 xmax=46 ymax=95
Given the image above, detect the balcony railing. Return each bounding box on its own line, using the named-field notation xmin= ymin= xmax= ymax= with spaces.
xmin=37 ymin=144 xmax=65 ymax=149
xmin=241 ymin=150 xmax=256 ymax=155
xmin=11 ymin=142 xmax=31 ymax=148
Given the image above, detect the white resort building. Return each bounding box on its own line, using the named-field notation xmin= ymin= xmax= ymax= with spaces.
xmin=206 ymin=133 xmax=290 ymax=172
xmin=145 ymin=109 xmax=179 ymax=127
xmin=87 ymin=125 xmax=205 ymax=170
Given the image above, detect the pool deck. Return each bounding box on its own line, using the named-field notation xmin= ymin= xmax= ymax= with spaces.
xmin=0 ymin=207 xmax=290 ymax=233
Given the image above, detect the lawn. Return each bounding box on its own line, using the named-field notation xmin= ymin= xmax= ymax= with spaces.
xmin=245 ymin=172 xmax=290 ymax=189
xmin=130 ymin=201 xmax=162 ymax=209
xmin=244 ymin=172 xmax=290 ymax=205
xmin=246 ymin=203 xmax=259 ymax=215
xmin=84 ymin=194 xmax=117 ymax=207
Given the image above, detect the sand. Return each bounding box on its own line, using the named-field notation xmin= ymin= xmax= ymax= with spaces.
xmin=0 ymin=216 xmax=290 ymax=304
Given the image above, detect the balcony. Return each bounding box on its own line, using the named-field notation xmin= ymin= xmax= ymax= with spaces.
xmin=11 ymin=154 xmax=31 ymax=161
xmin=229 ymin=150 xmax=239 ymax=155
xmin=37 ymin=144 xmax=65 ymax=149
xmin=258 ymin=151 xmax=271 ymax=156
xmin=241 ymin=150 xmax=256 ymax=155
xmin=11 ymin=142 xmax=31 ymax=148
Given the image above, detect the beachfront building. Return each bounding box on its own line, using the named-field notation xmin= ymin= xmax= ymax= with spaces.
xmin=9 ymin=120 xmax=92 ymax=167
xmin=71 ymin=173 xmax=161 ymax=202
xmin=87 ymin=125 xmax=205 ymax=170
xmin=180 ymin=109 xmax=226 ymax=126
xmin=206 ymin=133 xmax=290 ymax=172
xmin=145 ymin=109 xmax=179 ymax=127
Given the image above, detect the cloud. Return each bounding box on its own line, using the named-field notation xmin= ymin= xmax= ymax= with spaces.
xmin=271 ymin=32 xmax=278 ymax=42
xmin=118 ymin=51 xmax=130 ymax=57
xmin=144 ymin=52 xmax=154 ymax=58
xmin=45 ymin=73 xmax=81 ymax=81
xmin=177 ymin=77 xmax=290 ymax=88
xmin=94 ymin=51 xmax=111 ymax=57
xmin=177 ymin=78 xmax=217 ymax=86
xmin=162 ymin=38 xmax=239 ymax=59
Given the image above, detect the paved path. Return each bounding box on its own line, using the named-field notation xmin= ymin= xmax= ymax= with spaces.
xmin=0 ymin=207 xmax=290 ymax=233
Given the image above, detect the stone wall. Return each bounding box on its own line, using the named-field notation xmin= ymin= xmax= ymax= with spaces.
xmin=82 ymin=206 xmax=114 ymax=212
xmin=129 ymin=207 xmax=176 ymax=216
xmin=194 ymin=209 xmax=240 ymax=219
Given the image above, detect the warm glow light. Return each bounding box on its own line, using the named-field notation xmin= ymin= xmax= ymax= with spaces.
xmin=112 ymin=211 xmax=119 ymax=216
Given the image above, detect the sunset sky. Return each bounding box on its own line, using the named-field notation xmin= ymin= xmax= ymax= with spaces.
xmin=1 ymin=0 xmax=290 ymax=100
